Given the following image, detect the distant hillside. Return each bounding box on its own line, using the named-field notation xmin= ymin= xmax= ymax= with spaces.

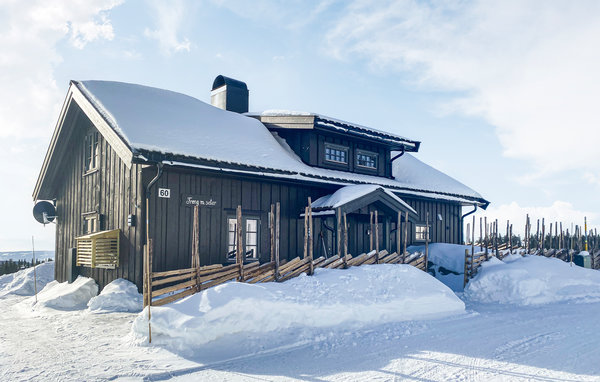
xmin=0 ymin=251 xmax=55 ymax=262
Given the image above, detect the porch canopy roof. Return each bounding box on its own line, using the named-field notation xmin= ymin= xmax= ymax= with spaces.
xmin=310 ymin=185 xmax=418 ymax=220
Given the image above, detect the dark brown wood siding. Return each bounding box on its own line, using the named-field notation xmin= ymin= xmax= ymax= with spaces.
xmin=145 ymin=167 xmax=338 ymax=271
xmin=145 ymin=166 xmax=465 ymax=272
xmin=54 ymin=110 xmax=144 ymax=291
xmin=400 ymin=196 xmax=463 ymax=246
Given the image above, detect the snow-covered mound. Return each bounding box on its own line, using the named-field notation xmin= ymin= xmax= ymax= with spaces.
xmin=32 ymin=276 xmax=98 ymax=310
xmin=88 ymin=278 xmax=142 ymax=313
xmin=132 ymin=264 xmax=465 ymax=351
xmin=0 ymin=262 xmax=55 ymax=297
xmin=464 ymin=255 xmax=600 ymax=305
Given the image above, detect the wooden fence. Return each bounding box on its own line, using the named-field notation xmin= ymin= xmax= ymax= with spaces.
xmin=144 ymin=201 xmax=428 ymax=308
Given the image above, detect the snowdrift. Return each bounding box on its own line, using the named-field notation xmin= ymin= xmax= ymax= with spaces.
xmin=32 ymin=276 xmax=98 ymax=310
xmin=88 ymin=278 xmax=142 ymax=313
xmin=464 ymin=255 xmax=600 ymax=305
xmin=0 ymin=262 xmax=55 ymax=297
xmin=132 ymin=264 xmax=465 ymax=351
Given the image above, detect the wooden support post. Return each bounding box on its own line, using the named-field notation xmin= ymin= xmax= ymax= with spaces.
xmin=308 ymin=197 xmax=313 ymax=275
xmin=236 ymin=205 xmax=243 ymax=281
xmin=560 ymin=222 xmax=563 ymax=250
xmin=336 ymin=208 xmax=342 ymax=259
xmin=479 ymin=217 xmax=483 ymax=251
xmin=303 ymin=206 xmax=308 ymax=260
xmin=537 ymin=219 xmax=540 ymax=251
xmin=143 ymin=243 xmax=148 ymax=309
xmin=375 ymin=210 xmax=380 ymax=263
xmin=270 ymin=204 xmax=275 ymax=263
xmin=343 ymin=213 xmax=348 ymax=268
xmin=425 ymin=212 xmax=430 ymax=272
xmin=148 ymin=239 xmax=153 ymax=343
xmin=471 ymin=215 xmax=475 ymax=257
xmin=369 ymin=211 xmax=374 ymax=252
xmin=509 ymin=224 xmax=513 ymax=254
xmin=397 ymin=211 xmax=401 ymax=255
xmin=484 ymin=217 xmax=488 ymax=257
xmin=525 ymin=214 xmax=530 ymax=254
xmin=275 ymin=202 xmax=281 ymax=281
xmin=495 ymin=219 xmax=499 ymax=259
xmin=403 ymin=210 xmax=408 ymax=263
xmin=193 ymin=205 xmax=200 ymax=290
xmin=542 ymin=218 xmax=546 ymax=252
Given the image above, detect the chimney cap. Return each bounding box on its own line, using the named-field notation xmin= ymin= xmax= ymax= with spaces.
xmin=212 ymin=75 xmax=248 ymax=91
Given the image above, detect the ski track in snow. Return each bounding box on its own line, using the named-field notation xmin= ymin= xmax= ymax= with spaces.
xmin=1 ymin=293 xmax=600 ymax=381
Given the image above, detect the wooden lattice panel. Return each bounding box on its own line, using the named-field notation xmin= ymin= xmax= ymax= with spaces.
xmin=76 ymin=229 xmax=120 ymax=269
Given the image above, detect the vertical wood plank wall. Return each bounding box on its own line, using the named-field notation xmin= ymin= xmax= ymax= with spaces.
xmin=54 ymin=112 xmax=144 ymax=291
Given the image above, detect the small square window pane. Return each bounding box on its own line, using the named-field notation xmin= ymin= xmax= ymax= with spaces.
xmin=246 ymin=219 xmax=257 ymax=232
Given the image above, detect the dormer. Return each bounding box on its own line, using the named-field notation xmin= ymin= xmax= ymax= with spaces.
xmin=249 ymin=111 xmax=420 ymax=178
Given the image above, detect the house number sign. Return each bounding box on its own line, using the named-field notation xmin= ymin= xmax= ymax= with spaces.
xmin=158 ymin=188 xmax=171 ymax=198
xmin=181 ymin=194 xmax=219 ymax=208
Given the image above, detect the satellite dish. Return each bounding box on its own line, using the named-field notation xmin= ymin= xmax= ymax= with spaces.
xmin=33 ymin=201 xmax=56 ymax=224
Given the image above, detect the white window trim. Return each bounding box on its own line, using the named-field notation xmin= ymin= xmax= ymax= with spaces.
xmin=226 ymin=215 xmax=260 ymax=262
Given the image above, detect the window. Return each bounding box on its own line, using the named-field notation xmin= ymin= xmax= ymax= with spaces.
xmin=83 ymin=215 xmax=98 ymax=234
xmin=84 ymin=131 xmax=100 ymax=173
xmin=227 ymin=217 xmax=260 ymax=262
xmin=356 ymin=150 xmax=378 ymax=169
xmin=83 ymin=212 xmax=103 ymax=235
xmin=325 ymin=144 xmax=348 ymax=164
xmin=415 ymin=224 xmax=430 ymax=242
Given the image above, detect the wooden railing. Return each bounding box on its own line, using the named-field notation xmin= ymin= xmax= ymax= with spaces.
xmin=144 ymin=202 xmax=427 ymax=308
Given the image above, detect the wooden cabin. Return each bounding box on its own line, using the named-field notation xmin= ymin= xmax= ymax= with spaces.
xmin=33 ymin=76 xmax=488 ymax=291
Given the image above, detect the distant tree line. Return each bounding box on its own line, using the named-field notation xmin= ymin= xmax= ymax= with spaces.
xmin=0 ymin=259 xmax=52 ymax=277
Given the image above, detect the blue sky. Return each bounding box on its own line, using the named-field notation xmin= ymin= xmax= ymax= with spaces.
xmin=1 ymin=0 xmax=599 ymax=250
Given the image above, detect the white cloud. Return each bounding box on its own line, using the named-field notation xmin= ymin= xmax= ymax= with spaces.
xmin=470 ymin=201 xmax=596 ymax=238
xmin=0 ymin=0 xmax=122 ymax=139
xmin=0 ymin=0 xmax=122 ymax=250
xmin=326 ymin=1 xmax=600 ymax=179
xmin=144 ymin=0 xmax=191 ymax=55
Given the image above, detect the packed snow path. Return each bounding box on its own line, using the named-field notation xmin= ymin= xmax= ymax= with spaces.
xmin=1 ymin=294 xmax=599 ymax=381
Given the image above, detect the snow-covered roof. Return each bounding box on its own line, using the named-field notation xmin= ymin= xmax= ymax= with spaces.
xmin=391 ymin=153 xmax=484 ymax=201
xmin=311 ymin=185 xmax=417 ymax=214
xmin=254 ymin=110 xmax=420 ymax=150
xmin=73 ymin=80 xmax=487 ymax=206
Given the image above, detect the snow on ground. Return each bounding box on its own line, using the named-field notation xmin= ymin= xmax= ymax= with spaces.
xmin=2 ymin=256 xmax=600 ymax=381
xmin=132 ymin=265 xmax=465 ymax=355
xmin=88 ymin=278 xmax=143 ymax=313
xmin=0 ymin=262 xmax=54 ymax=297
xmin=465 ymin=254 xmax=600 ymax=305
xmin=29 ymin=276 xmax=98 ymax=310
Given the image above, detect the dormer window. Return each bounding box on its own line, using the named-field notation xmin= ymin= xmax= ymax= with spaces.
xmin=356 ymin=150 xmax=377 ymax=169
xmin=325 ymin=143 xmax=348 ymax=164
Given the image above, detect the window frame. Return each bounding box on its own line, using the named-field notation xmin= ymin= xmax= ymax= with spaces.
xmin=414 ymin=223 xmax=431 ymax=242
xmin=82 ymin=212 xmax=102 ymax=235
xmin=84 ymin=131 xmax=100 ymax=175
xmin=226 ymin=215 xmax=260 ymax=262
xmin=324 ymin=143 xmax=349 ymax=165
xmin=355 ymin=149 xmax=378 ymax=170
